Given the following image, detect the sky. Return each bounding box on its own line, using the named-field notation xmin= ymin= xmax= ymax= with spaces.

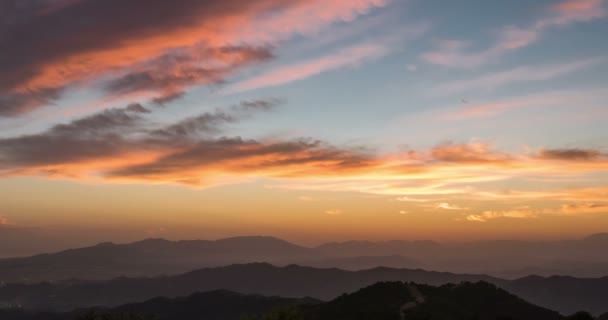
xmin=0 ymin=0 xmax=608 ymax=248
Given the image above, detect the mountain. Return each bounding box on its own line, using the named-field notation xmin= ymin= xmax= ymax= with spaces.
xmin=3 ymin=234 xmax=608 ymax=283
xmin=0 ymin=290 xmax=319 ymax=320
xmin=1 ymin=263 xmax=607 ymax=315
xmin=308 ymin=255 xmax=420 ymax=270
xmin=0 ymin=236 xmax=318 ymax=282
xmin=315 ymin=235 xmax=608 ymax=278
xmin=0 ymin=282 xmax=574 ymax=320
xmin=298 ymin=281 xmax=564 ymax=320
xmin=505 ymin=275 xmax=608 ymax=317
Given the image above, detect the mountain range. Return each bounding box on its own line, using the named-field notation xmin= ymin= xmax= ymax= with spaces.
xmin=1 ymin=263 xmax=608 ymax=316
xmin=2 ymin=281 xmax=603 ymax=320
xmin=2 ymin=234 xmax=608 ymax=283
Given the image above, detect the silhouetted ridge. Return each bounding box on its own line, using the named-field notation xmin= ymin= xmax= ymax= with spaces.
xmin=0 ymin=282 xmax=572 ymax=320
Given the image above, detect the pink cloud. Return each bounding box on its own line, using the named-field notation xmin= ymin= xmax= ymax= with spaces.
xmin=1 ymin=0 xmax=387 ymax=115
xmin=441 ymin=88 xmax=608 ymax=119
xmin=422 ymin=0 xmax=607 ymax=68
xmin=435 ymin=58 xmax=604 ymax=94
xmin=225 ymin=43 xmax=389 ymax=93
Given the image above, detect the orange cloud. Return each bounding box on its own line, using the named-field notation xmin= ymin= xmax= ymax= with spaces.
xmin=2 ymin=106 xmax=608 ymax=213
xmin=467 ymin=202 xmax=608 ymax=222
xmin=0 ymin=0 xmax=386 ymax=115
xmin=324 ymin=209 xmax=343 ymax=215
xmin=466 ymin=208 xmax=538 ymax=222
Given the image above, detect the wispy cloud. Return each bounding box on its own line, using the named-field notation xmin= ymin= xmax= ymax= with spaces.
xmin=435 ymin=58 xmax=605 ymax=94
xmin=437 ymin=203 xmax=468 ymax=210
xmin=224 ymin=43 xmax=389 ymax=94
xmin=466 ymin=208 xmax=538 ymax=222
xmin=422 ymin=0 xmax=607 ymax=68
xmin=324 ymin=209 xmax=343 ymax=215
xmin=441 ymin=88 xmax=608 ymax=119
xmin=467 ymin=202 xmax=608 ymax=222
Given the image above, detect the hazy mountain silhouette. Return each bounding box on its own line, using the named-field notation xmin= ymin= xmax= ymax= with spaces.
xmin=316 ymin=234 xmax=608 ymax=278
xmin=1 ymin=263 xmax=607 ymax=315
xmin=0 ymin=236 xmax=318 ymax=282
xmin=1 ymin=281 xmax=585 ymax=320
xmin=2 ymin=234 xmax=608 ymax=283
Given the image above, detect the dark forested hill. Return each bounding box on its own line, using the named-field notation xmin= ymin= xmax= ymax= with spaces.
xmin=1 ymin=263 xmax=607 ymax=315
xmin=0 ymin=282 xmax=579 ymax=320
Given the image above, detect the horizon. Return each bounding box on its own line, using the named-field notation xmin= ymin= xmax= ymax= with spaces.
xmin=2 ymin=230 xmax=608 ymax=259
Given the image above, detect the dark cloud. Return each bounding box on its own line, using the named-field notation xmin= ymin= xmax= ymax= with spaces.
xmin=538 ymin=148 xmax=603 ymax=161
xmin=0 ymin=98 xmax=285 ymax=173
xmin=150 ymin=112 xmax=238 ymax=139
xmin=0 ymin=96 xmax=372 ymax=183
xmin=104 ymin=46 xmax=273 ymax=102
xmin=0 ymin=0 xmax=287 ymax=115
xmin=150 ymin=99 xmax=282 ymax=139
xmin=108 ymin=137 xmax=373 ymax=181
xmin=236 ymin=98 xmax=283 ymax=112
xmin=0 ymin=104 xmax=152 ymax=167
xmin=50 ymin=103 xmax=149 ymax=137
xmin=0 ymin=87 xmax=62 ymax=117
xmin=152 ymin=92 xmax=186 ymax=107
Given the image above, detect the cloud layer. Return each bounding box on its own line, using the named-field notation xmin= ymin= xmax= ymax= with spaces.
xmin=0 ymin=0 xmax=386 ymax=115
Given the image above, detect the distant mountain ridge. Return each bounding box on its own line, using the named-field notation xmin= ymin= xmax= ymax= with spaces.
xmin=1 ymin=263 xmax=607 ymax=315
xmin=2 ymin=234 xmax=608 ymax=282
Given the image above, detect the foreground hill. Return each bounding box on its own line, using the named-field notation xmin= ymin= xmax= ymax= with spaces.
xmin=0 ymin=290 xmax=318 ymax=320
xmin=1 ymin=282 xmax=576 ymax=320
xmin=299 ymin=281 xmax=564 ymax=320
xmin=1 ymin=263 xmax=607 ymax=315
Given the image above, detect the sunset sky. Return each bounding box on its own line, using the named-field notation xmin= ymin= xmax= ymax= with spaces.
xmin=1 ymin=0 xmax=607 ymax=246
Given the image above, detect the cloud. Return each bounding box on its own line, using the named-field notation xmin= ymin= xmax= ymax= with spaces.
xmin=437 ymin=203 xmax=468 ymax=210
xmin=106 ymin=138 xmax=373 ymax=185
xmin=0 ymin=88 xmax=62 ymax=117
xmin=150 ymin=99 xmax=282 ymax=139
xmin=0 ymin=99 xmax=281 ymax=175
xmin=422 ymin=0 xmax=607 ymax=68
xmin=441 ymin=87 xmax=608 ymax=119
xmin=395 ymin=196 xmax=429 ymax=203
xmin=537 ymin=148 xmax=604 ymax=161
xmin=429 ymin=141 xmax=511 ymax=164
xmin=467 ymin=202 xmax=608 ymax=222
xmin=2 ymin=111 xmax=608 ymax=207
xmin=324 ymin=209 xmax=343 ymax=215
xmin=0 ymin=0 xmax=386 ymax=115
xmin=466 ymin=208 xmax=538 ymax=222
xmin=0 ymin=104 xmax=152 ymax=169
xmin=0 ymin=216 xmax=8 ymax=226
xmin=272 ymin=141 xmax=608 ymax=203
xmin=104 ymin=46 xmax=274 ymax=103
xmin=435 ymin=58 xmax=604 ymax=94
xmin=224 ymin=42 xmax=389 ymax=93
xmin=560 ymin=203 xmax=608 ymax=214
